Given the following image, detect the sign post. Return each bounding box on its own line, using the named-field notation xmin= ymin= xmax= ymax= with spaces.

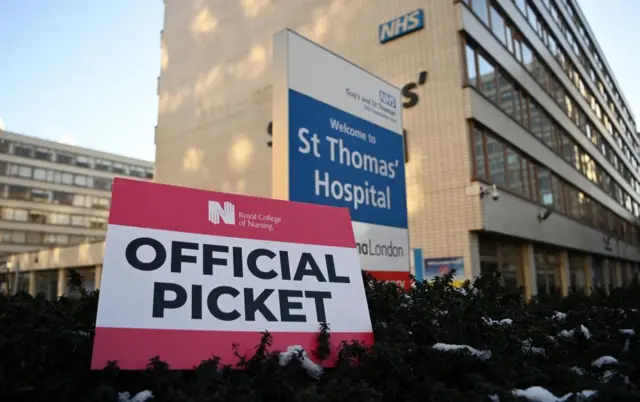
xmin=272 ymin=29 xmax=411 ymax=289
xmin=91 ymin=178 xmax=373 ymax=370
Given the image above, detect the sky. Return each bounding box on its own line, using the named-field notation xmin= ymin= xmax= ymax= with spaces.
xmin=0 ymin=1 xmax=637 ymax=163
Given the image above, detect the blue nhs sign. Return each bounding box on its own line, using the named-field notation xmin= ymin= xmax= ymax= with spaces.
xmin=378 ymin=9 xmax=425 ymax=44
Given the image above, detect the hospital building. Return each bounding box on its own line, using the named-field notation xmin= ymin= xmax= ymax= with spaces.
xmin=10 ymin=0 xmax=640 ymax=298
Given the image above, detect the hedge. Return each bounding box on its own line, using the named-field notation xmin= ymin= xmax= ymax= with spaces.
xmin=1 ymin=270 xmax=640 ymax=402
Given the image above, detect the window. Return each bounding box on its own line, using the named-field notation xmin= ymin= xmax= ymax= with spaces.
xmin=489 ymin=5 xmax=506 ymax=45
xmin=75 ymin=156 xmax=92 ymax=168
xmin=93 ymin=177 xmax=112 ymax=191
xmin=466 ymin=45 xmax=477 ymax=86
xmin=73 ymin=194 xmax=86 ymax=207
xmin=8 ymin=185 xmax=29 ymax=200
xmin=112 ymin=163 xmax=127 ymax=175
xmin=471 ymin=0 xmax=489 ymax=24
xmin=18 ymin=166 xmax=32 ymax=178
xmin=505 ymin=147 xmax=523 ymax=195
xmin=472 ymin=126 xmax=486 ymax=180
xmin=74 ymin=175 xmax=87 ymax=187
xmin=486 ymin=136 xmax=505 ymax=186
xmin=71 ymin=216 xmax=86 ymax=227
xmin=33 ymin=168 xmax=47 ymax=181
xmin=57 ymin=153 xmax=74 ymax=165
xmin=61 ymin=173 xmax=73 ymax=185
xmin=0 ymin=139 xmax=10 ymax=154
xmin=477 ymin=52 xmax=496 ymax=102
xmin=31 ymin=188 xmax=50 ymax=202
xmin=130 ymin=167 xmax=145 ymax=178
xmin=34 ymin=148 xmax=52 ymax=161
xmin=95 ymin=159 xmax=112 ymax=172
xmin=52 ymin=191 xmax=73 ymax=206
xmin=13 ymin=144 xmax=33 ymax=158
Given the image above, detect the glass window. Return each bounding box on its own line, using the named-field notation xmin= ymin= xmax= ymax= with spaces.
xmin=537 ymin=168 xmax=552 ymax=206
xmin=33 ymin=168 xmax=47 ymax=181
xmin=13 ymin=144 xmax=33 ymax=158
xmin=12 ymin=231 xmax=26 ymax=244
xmin=34 ymin=148 xmax=52 ymax=161
xmin=0 ymin=161 xmax=6 ymax=175
xmin=497 ymin=72 xmax=515 ymax=118
xmin=31 ymin=189 xmax=50 ymax=202
xmin=486 ymin=136 xmax=505 ymax=186
xmin=61 ymin=173 xmax=73 ymax=185
xmin=71 ymin=216 xmax=86 ymax=227
xmin=74 ymin=175 xmax=87 ymax=187
xmin=506 ymin=147 xmax=523 ymax=195
xmin=93 ymin=177 xmax=111 ymax=191
xmin=52 ymin=191 xmax=73 ymax=206
xmin=472 ymin=126 xmax=486 ymax=180
xmin=112 ymin=163 xmax=127 ymax=175
xmin=472 ymin=0 xmax=489 ymax=24
xmin=72 ymin=194 xmax=86 ymax=207
xmin=57 ymin=153 xmax=74 ymax=165
xmin=0 ymin=139 xmax=10 ymax=154
xmin=7 ymin=185 xmax=29 ymax=200
xmin=477 ymin=52 xmax=497 ymax=102
xmin=95 ymin=159 xmax=112 ymax=172
xmin=489 ymin=6 xmax=506 ymax=45
xmin=75 ymin=156 xmax=92 ymax=168
xmin=18 ymin=166 xmax=32 ymax=178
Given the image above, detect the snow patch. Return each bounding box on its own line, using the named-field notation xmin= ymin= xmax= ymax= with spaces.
xmin=483 ymin=317 xmax=513 ymax=326
xmin=521 ymin=339 xmax=546 ymax=355
xmin=620 ymin=329 xmax=635 ymax=336
xmin=591 ymin=355 xmax=619 ymax=368
xmin=118 ymin=390 xmax=153 ymax=402
xmin=432 ymin=343 xmax=491 ymax=360
xmin=552 ymin=311 xmax=567 ymax=321
xmin=512 ymin=386 xmax=597 ymax=401
xmin=278 ymin=345 xmax=323 ymax=379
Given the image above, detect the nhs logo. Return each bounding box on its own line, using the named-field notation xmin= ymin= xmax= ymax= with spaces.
xmin=379 ymin=90 xmax=397 ymax=109
xmin=378 ymin=9 xmax=424 ymax=44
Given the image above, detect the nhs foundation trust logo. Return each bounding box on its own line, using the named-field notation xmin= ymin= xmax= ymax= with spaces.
xmin=379 ymin=90 xmax=397 ymax=109
xmin=208 ymin=201 xmax=235 ymax=225
xmin=378 ymin=9 xmax=424 ymax=44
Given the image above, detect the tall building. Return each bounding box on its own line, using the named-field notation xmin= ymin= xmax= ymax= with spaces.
xmin=0 ymin=130 xmax=154 ymax=257
xmin=155 ymin=0 xmax=640 ymax=296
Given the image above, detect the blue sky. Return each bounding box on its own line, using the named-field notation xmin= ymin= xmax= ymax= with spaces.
xmin=0 ymin=1 xmax=637 ymax=162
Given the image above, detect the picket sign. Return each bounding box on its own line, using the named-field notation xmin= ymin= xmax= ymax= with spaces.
xmin=91 ymin=178 xmax=373 ymax=370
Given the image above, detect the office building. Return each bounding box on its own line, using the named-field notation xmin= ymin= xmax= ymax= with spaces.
xmin=145 ymin=0 xmax=640 ymax=296
xmin=0 ymin=130 xmax=153 ymax=258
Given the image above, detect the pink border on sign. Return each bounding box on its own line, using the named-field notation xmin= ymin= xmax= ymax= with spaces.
xmin=108 ymin=178 xmax=356 ymax=249
xmin=91 ymin=327 xmax=373 ymax=370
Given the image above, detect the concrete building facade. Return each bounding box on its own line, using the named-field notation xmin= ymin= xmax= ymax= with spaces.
xmin=153 ymin=0 xmax=640 ymax=296
xmin=0 ymin=130 xmax=153 ymax=295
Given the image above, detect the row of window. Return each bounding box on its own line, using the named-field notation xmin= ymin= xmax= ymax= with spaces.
xmin=464 ymin=40 xmax=640 ymax=219
xmin=463 ymin=1 xmax=640 ymax=205
xmin=545 ymin=0 xmax=635 ymax=136
xmin=0 ymin=183 xmax=110 ymax=210
xmin=471 ymin=121 xmax=640 ymax=246
xmin=0 ymin=138 xmax=153 ymax=179
xmin=509 ymin=0 xmax=640 ymax=184
xmin=0 ymin=161 xmax=114 ymax=191
xmin=0 ymin=229 xmax=103 ymax=246
xmin=0 ymin=206 xmax=108 ymax=230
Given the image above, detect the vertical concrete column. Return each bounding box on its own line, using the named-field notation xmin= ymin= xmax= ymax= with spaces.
xmin=467 ymin=233 xmax=481 ymax=280
xmin=95 ymin=265 xmax=102 ymax=290
xmin=558 ymin=251 xmax=570 ymax=297
xmin=57 ymin=268 xmax=67 ymax=297
xmin=28 ymin=271 xmax=36 ymax=295
xmin=602 ymin=260 xmax=612 ymax=293
xmin=613 ymin=261 xmax=623 ymax=288
xmin=623 ymin=262 xmax=632 ymax=286
xmin=583 ymin=255 xmax=593 ymax=295
xmin=521 ymin=244 xmax=537 ymax=299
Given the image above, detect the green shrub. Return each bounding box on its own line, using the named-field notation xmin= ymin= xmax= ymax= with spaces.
xmin=1 ymin=270 xmax=639 ymax=401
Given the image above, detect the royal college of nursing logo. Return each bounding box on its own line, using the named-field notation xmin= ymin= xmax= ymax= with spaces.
xmin=208 ymin=201 xmax=236 ymax=225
